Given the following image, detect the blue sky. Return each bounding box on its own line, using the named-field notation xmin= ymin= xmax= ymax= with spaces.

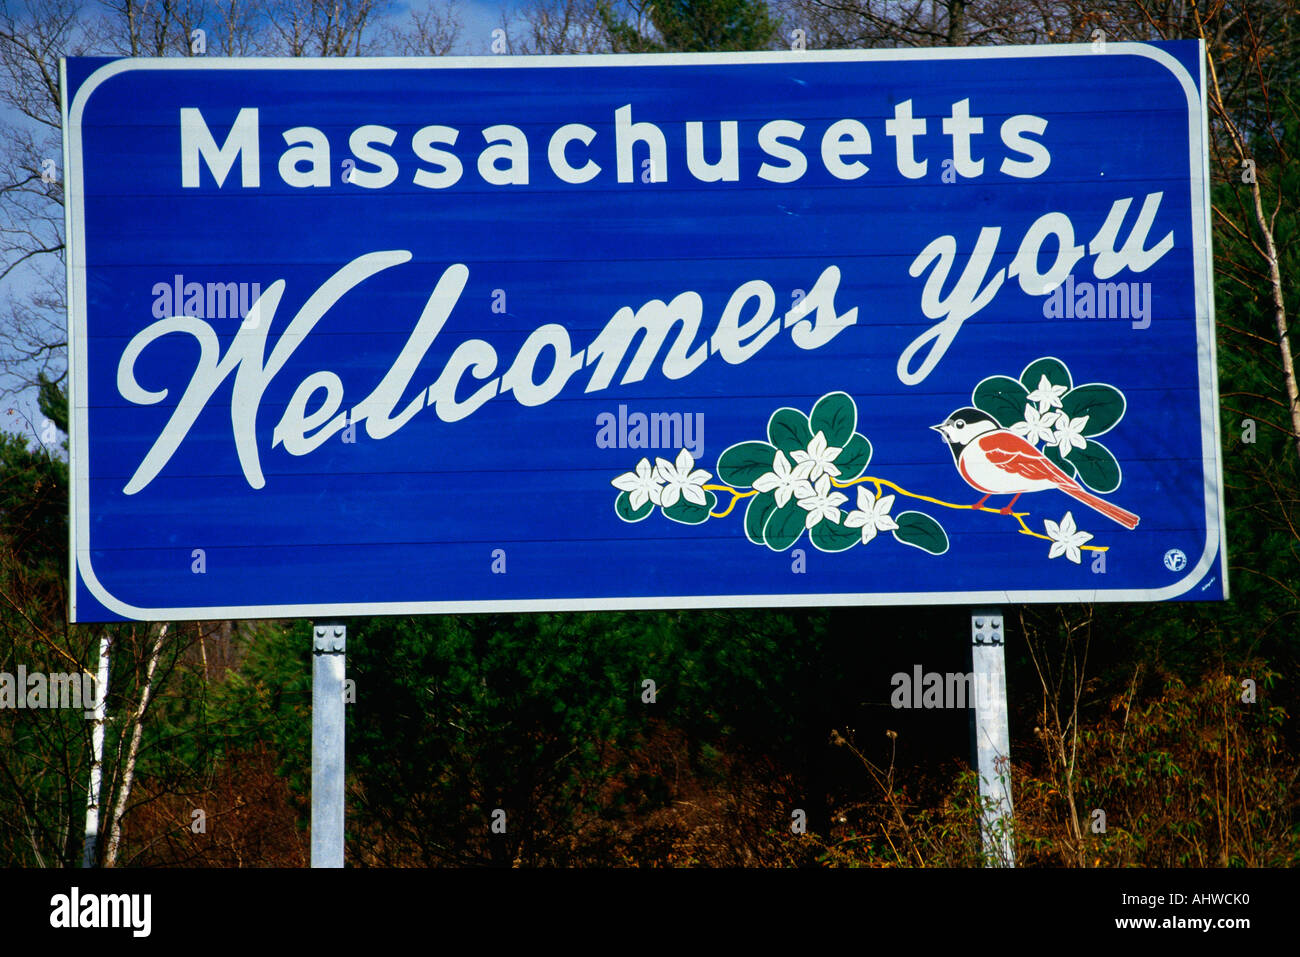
xmin=453 ymin=0 xmax=513 ymax=53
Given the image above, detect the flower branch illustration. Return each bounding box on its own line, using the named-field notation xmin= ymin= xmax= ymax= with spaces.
xmin=610 ymin=356 xmax=1139 ymax=563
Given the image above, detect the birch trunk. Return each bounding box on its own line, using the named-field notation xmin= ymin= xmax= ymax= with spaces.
xmin=1250 ymin=182 xmax=1300 ymax=462
xmin=104 ymin=623 xmax=167 ymax=868
xmin=81 ymin=632 xmax=111 ymax=867
xmin=1197 ymin=19 xmax=1300 ymax=462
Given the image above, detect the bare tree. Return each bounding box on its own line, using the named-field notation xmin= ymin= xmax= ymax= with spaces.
xmin=94 ymin=0 xmax=210 ymax=56
xmin=385 ymin=1 xmax=462 ymax=57
xmin=1021 ymin=606 xmax=1093 ymax=866
xmin=781 ymin=0 xmax=1066 ymax=48
xmin=265 ymin=0 xmax=392 ymax=56
xmin=499 ymin=0 xmax=615 ymax=55
xmin=0 ymin=0 xmax=86 ymax=400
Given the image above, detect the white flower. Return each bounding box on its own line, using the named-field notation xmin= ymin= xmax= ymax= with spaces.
xmin=843 ymin=486 xmax=900 ymax=545
xmin=611 ymin=457 xmax=664 ymax=510
xmin=796 ymin=474 xmax=849 ymax=529
xmin=1010 ymin=404 xmax=1059 ymax=445
xmin=752 ymin=450 xmax=815 ymax=508
xmin=791 ymin=430 xmax=843 ymax=482
xmin=1050 ymin=414 xmax=1090 ymax=453
xmin=654 ymin=448 xmax=712 ymax=508
xmin=1025 ymin=374 xmax=1068 ymax=413
xmin=1044 ymin=511 xmax=1094 ymax=564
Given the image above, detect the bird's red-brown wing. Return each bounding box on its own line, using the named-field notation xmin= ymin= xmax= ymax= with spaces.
xmin=976 ymin=431 xmax=1077 ymax=487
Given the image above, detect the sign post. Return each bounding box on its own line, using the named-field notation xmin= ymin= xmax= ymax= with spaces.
xmin=311 ymin=621 xmax=346 ymax=868
xmin=970 ymin=608 xmax=1013 ymax=866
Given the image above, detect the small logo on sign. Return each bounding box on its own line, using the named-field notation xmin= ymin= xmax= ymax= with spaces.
xmin=1163 ymin=548 xmax=1187 ymax=572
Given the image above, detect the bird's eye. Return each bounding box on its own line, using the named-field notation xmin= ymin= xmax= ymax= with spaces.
xmin=955 ymin=418 xmax=966 ymax=427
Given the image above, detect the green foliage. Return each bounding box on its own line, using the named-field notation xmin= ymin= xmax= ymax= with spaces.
xmin=1203 ymin=86 xmax=1300 ymax=686
xmin=762 ymin=499 xmax=805 ymax=551
xmin=892 ymin=511 xmax=949 ymax=555
xmin=0 ymin=428 xmax=67 ymax=574
xmin=662 ymin=488 xmax=717 ymax=524
xmin=0 ymin=423 xmax=85 ymax=867
xmin=810 ymin=514 xmax=859 ymax=551
xmin=972 ymin=376 xmax=1028 ymax=429
xmin=1072 ymin=666 xmax=1296 ymax=866
xmin=1061 ymin=385 xmax=1125 ymax=436
xmin=147 ymin=607 xmax=835 ymax=866
xmin=342 ymin=613 xmax=626 ymax=864
xmin=329 ymin=610 xmax=828 ymax=864
xmin=713 ymin=393 xmax=939 ymax=553
xmin=972 ymin=356 xmax=1127 ymax=490
xmin=37 ymin=373 xmax=67 ymax=437
xmin=614 ymin=489 xmax=654 ymax=521
xmin=810 ymin=392 xmax=857 ymax=447
xmin=807 ymin=737 xmax=991 ymax=868
xmin=834 ymin=433 xmax=872 ymax=480
xmin=744 ymin=490 xmax=778 ymax=543
xmin=142 ymin=621 xmax=312 ymax=796
xmin=1065 ymin=441 xmax=1120 ymax=493
xmin=716 ymin=440 xmax=775 ymax=486
xmin=767 ymin=407 xmax=813 ymax=455
xmin=600 ymin=0 xmax=778 ymax=53
xmin=1020 ymin=357 xmax=1071 ymax=393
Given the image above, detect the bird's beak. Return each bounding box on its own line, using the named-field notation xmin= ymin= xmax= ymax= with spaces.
xmin=930 ymin=423 xmax=945 ymax=433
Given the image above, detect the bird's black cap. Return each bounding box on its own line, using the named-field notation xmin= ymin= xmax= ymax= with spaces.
xmin=932 ymin=407 xmax=996 ymax=431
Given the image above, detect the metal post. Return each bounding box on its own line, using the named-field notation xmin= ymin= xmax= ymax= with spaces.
xmin=970 ymin=607 xmax=1014 ymax=867
xmin=312 ymin=620 xmax=346 ymax=868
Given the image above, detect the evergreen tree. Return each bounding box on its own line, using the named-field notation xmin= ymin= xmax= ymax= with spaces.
xmin=601 ymin=0 xmax=778 ymax=53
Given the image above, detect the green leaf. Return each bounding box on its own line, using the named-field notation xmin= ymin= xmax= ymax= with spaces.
xmin=892 ymin=511 xmax=949 ymax=555
xmin=744 ymin=491 xmax=779 ymax=545
xmin=662 ymin=489 xmax=717 ymax=525
xmin=810 ymin=516 xmax=859 ymax=552
xmin=763 ymin=500 xmax=806 ymax=551
xmin=717 ymin=441 xmax=777 ymax=487
xmin=614 ymin=490 xmax=655 ymax=523
xmin=1044 ymin=443 xmax=1076 ymax=477
xmin=972 ymin=376 xmax=1030 ymax=428
xmin=1066 ymin=441 xmax=1121 ymax=493
xmin=1061 ymin=384 xmax=1126 ymax=436
xmin=810 ymin=392 xmax=857 ymax=447
xmin=768 ymin=407 xmax=813 ymax=455
xmin=833 ymin=433 xmax=872 ymax=480
xmin=37 ymin=373 xmax=67 ymax=436
xmin=1020 ymin=357 xmax=1073 ymax=393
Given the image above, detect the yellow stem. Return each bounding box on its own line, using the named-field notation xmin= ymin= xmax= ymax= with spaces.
xmin=698 ymin=475 xmax=1108 ymax=552
xmin=828 ymin=475 xmax=1109 ymax=552
xmin=703 ymin=484 xmax=755 ymax=519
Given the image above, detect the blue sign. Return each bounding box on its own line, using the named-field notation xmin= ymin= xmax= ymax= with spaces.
xmin=63 ymin=43 xmax=1225 ymax=622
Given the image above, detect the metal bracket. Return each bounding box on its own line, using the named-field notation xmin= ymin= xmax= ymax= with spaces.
xmin=313 ymin=622 xmax=346 ymax=654
xmin=971 ymin=610 xmax=1004 ymax=646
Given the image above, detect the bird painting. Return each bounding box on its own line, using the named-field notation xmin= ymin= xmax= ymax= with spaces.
xmin=933 ymin=407 xmax=1140 ymax=529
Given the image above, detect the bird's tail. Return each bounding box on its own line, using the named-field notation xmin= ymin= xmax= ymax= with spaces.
xmin=1065 ymin=485 xmax=1140 ymax=529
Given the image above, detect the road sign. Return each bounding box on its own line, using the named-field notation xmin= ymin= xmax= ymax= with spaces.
xmin=63 ymin=42 xmax=1225 ymax=622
